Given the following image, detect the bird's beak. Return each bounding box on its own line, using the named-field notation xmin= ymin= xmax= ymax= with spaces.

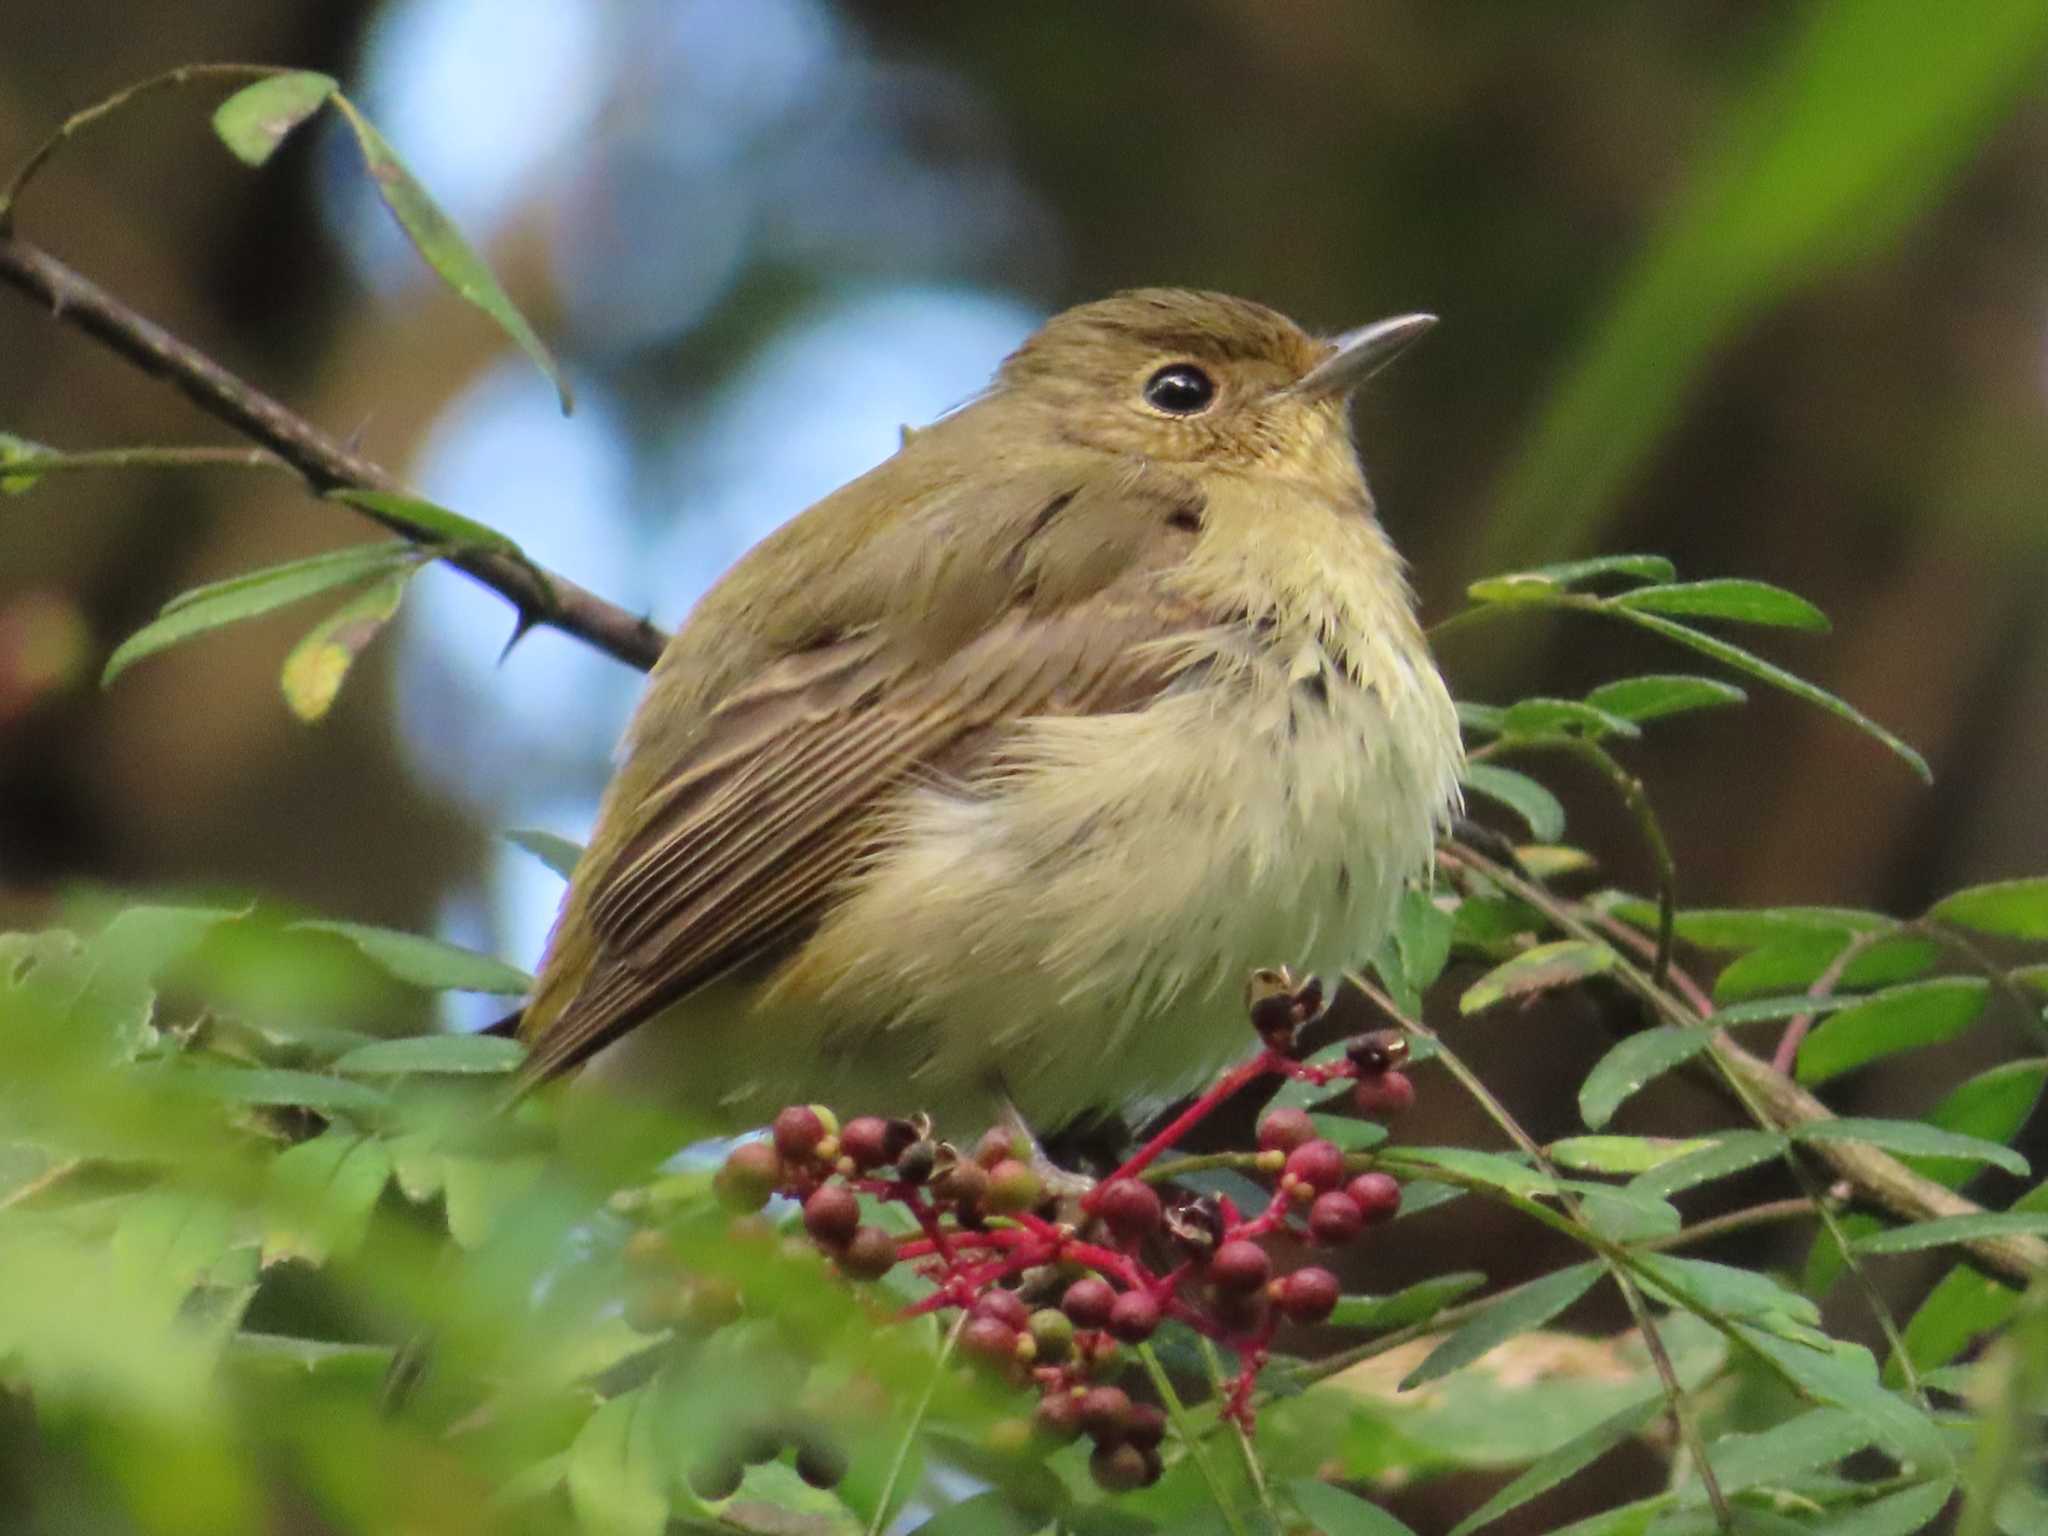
xmin=1287 ymin=313 xmax=1437 ymax=400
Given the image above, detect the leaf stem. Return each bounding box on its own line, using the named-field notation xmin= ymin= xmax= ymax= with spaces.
xmin=1138 ymin=1341 xmax=1251 ymax=1536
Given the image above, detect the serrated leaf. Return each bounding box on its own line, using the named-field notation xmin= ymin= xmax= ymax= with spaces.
xmin=331 ymin=97 xmax=572 ymax=414
xmin=327 ymin=488 xmax=522 ymax=556
xmin=1461 ymin=940 xmax=1618 ymax=1014
xmin=1930 ymin=877 xmax=2048 ymax=940
xmin=1328 ymin=1272 xmax=1487 ymax=1332
xmin=565 ymin=1388 xmax=669 ymax=1536
xmin=1579 ymin=1029 xmax=1713 ymax=1129
xmin=1699 ymin=1407 xmax=1871 ymax=1499
xmin=1853 ymin=1210 xmax=2048 ymax=1254
xmin=211 ymin=71 xmax=337 ymax=165
xmin=1448 ymin=1392 xmax=1665 ymax=1536
xmin=1460 ymin=762 xmax=1566 ymax=842
xmin=506 ymin=827 xmax=584 ymax=880
xmin=279 ymin=569 xmax=410 ymax=722
xmin=1596 ymin=605 xmax=1929 ymax=782
xmin=1400 ymin=1262 xmax=1603 ymax=1389
xmin=332 ymin=1033 xmax=525 ymax=1076
xmin=264 ymin=1132 xmax=391 ymax=1267
xmin=1611 ymin=579 xmax=1829 ymax=632
xmin=1626 ymin=1131 xmax=1788 ymax=1198
xmin=1714 ymin=933 xmax=1938 ymax=1003
xmin=1795 ymin=977 xmax=1990 ymax=1084
xmin=1911 ymin=1060 xmax=2048 ymax=1188
xmin=1501 ymin=697 xmax=1641 ymax=741
xmin=1527 ymin=555 xmax=1677 ymax=588
xmin=1794 ymin=1118 xmax=2028 ymax=1177
xmin=289 ymin=920 xmax=531 ymax=995
xmin=1286 ymin=1478 xmax=1420 ymax=1536
xmin=1583 ymin=674 xmax=1746 ymax=722
xmin=104 ymin=543 xmax=421 ymax=685
xmin=1548 ymin=1136 xmax=1712 ymax=1175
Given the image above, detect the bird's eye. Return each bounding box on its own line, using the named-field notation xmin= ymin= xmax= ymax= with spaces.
xmin=1142 ymin=363 xmax=1216 ymax=416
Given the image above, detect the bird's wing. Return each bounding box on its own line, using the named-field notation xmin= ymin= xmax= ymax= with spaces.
xmin=514 ymin=471 xmax=1209 ymax=1088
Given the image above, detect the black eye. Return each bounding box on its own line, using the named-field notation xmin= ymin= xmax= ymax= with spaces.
xmin=1142 ymin=363 xmax=1216 ymax=416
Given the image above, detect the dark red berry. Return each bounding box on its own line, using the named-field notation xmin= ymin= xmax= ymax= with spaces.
xmin=714 ymin=1141 xmax=783 ymax=1212
xmin=837 ymin=1225 xmax=897 ymax=1280
xmin=795 ymin=1436 xmax=847 ymax=1490
xmin=802 ymin=1185 xmax=861 ymax=1249
xmin=1090 ymin=1441 xmax=1152 ymax=1492
xmin=1034 ymin=1388 xmax=1084 ymax=1443
xmin=961 ymin=1315 xmax=1020 ymax=1366
xmin=1346 ymin=1171 xmax=1402 ymax=1224
xmin=1256 ymin=1107 xmax=1318 ymax=1154
xmin=1209 ymin=1239 xmax=1272 ymax=1294
xmin=773 ymin=1105 xmax=827 ymax=1161
xmin=1308 ymin=1191 xmax=1366 ymax=1246
xmin=1283 ymin=1138 xmax=1346 ymax=1194
xmin=972 ymin=1288 xmax=1031 ymax=1332
xmin=839 ymin=1116 xmax=893 ymax=1170
xmin=1077 ymin=1385 xmax=1132 ymax=1443
xmin=1125 ymin=1402 xmax=1167 ymax=1452
xmin=1096 ymin=1179 xmax=1163 ymax=1242
xmin=1061 ymin=1276 xmax=1117 ymax=1329
xmin=1276 ymin=1266 xmax=1341 ymax=1325
xmin=983 ymin=1159 xmax=1044 ymax=1215
xmin=1353 ymin=1070 xmax=1416 ymax=1119
xmin=1107 ymin=1290 xmax=1162 ymax=1343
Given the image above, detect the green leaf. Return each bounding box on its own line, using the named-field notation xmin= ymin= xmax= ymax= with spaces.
xmin=1710 ymin=993 xmax=1854 ymax=1026
xmin=1461 ymin=940 xmax=1618 ymax=1015
xmin=1929 ymin=877 xmax=2048 ymax=940
xmin=1699 ymin=1408 xmax=1871 ymax=1499
xmin=1571 ymin=1185 xmax=1682 ymax=1243
xmin=1627 ymin=1131 xmax=1788 ymax=1198
xmin=565 ymin=1388 xmax=669 ymax=1536
xmin=1811 ymin=1481 xmax=1955 ymax=1536
xmin=1896 ymin=1261 xmax=2023 ymax=1380
xmin=1460 ymin=762 xmax=1566 ymax=842
xmin=1610 ymin=579 xmax=1829 ymax=632
xmin=279 ymin=569 xmax=411 ymax=722
xmin=1526 ymin=555 xmax=1678 ymax=588
xmin=177 ymin=1065 xmax=393 ymax=1116
xmin=1583 ymin=674 xmax=1746 ymax=723
xmin=0 ymin=432 xmax=53 ymax=493
xmin=1713 ymin=933 xmax=1938 ymax=1003
xmin=1328 ymin=1271 xmax=1488 ymax=1332
xmin=1307 ymin=1113 xmax=1388 ymax=1152
xmin=1634 ymin=1256 xmax=1820 ymax=1332
xmin=1286 ymin=1478 xmax=1420 ymax=1536
xmin=1579 ymin=1029 xmax=1713 ymax=1129
xmin=1853 ymin=1210 xmax=2048 ymax=1254
xmin=1467 ymin=573 xmax=1562 ymax=606
xmin=263 ymin=1132 xmax=391 ymax=1267
xmin=1633 ymin=905 xmax=1889 ymax=951
xmin=104 ymin=543 xmax=421 ymax=685
xmin=326 ymin=488 xmax=523 ymax=556
xmin=1500 ymin=697 xmax=1641 ymax=740
xmin=1911 ymin=1060 xmax=2048 ymax=1188
xmin=1795 ymin=977 xmax=1990 ymax=1084
xmin=1730 ymin=1326 xmax=1947 ymax=1472
xmin=1395 ymin=1147 xmax=1556 ymax=1201
xmin=1400 ymin=1262 xmax=1602 ymax=1389
xmin=211 ymin=71 xmax=337 ymax=165
xmin=1548 ymin=1136 xmax=1713 ymax=1175
xmin=1597 ymin=605 xmax=1930 ymax=783
xmin=907 ymin=1491 xmax=1048 ymax=1536
xmin=289 ymin=921 xmax=531 ymax=995
xmin=506 ymin=828 xmax=584 ymax=880
xmin=331 ymin=97 xmax=572 ymax=414
xmin=1448 ymin=1393 xmax=1665 ymax=1536
xmin=1793 ymin=1118 xmax=2028 ymax=1178
xmin=1393 ymin=887 xmax=1455 ymax=996
xmin=331 ymin=1033 xmax=525 ymax=1076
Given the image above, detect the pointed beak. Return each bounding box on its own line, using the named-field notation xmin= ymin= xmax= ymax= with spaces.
xmin=1287 ymin=312 xmax=1437 ymax=400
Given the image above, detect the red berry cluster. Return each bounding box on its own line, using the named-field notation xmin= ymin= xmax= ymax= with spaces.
xmin=682 ymin=979 xmax=1415 ymax=1494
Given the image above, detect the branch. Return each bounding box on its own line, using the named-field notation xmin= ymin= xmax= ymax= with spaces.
xmin=0 ymin=232 xmax=666 ymax=671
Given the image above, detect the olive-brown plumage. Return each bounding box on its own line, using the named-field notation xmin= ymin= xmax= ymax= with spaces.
xmin=518 ymin=290 xmax=1462 ymax=1134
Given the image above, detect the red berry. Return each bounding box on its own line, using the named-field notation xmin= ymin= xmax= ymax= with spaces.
xmin=1062 ymin=1276 xmax=1116 ymax=1328
xmin=1107 ymin=1290 xmax=1162 ymax=1343
xmin=1282 ymin=1138 xmax=1345 ymax=1194
xmin=960 ymin=1315 xmax=1020 ymax=1365
xmin=802 ymin=1185 xmax=860 ymax=1249
xmin=1353 ymin=1070 xmax=1416 ymax=1119
xmin=1090 ymin=1441 xmax=1152 ymax=1492
xmin=1125 ymin=1402 xmax=1167 ymax=1452
xmin=837 ymin=1225 xmax=897 ymax=1280
xmin=1308 ymin=1191 xmax=1366 ymax=1246
xmin=983 ymin=1159 xmax=1044 ymax=1215
xmin=1276 ymin=1266 xmax=1341 ymax=1325
xmin=1096 ymin=1179 xmax=1162 ymax=1242
xmin=1257 ymin=1107 xmax=1317 ymax=1154
xmin=1209 ymin=1239 xmax=1272 ymax=1294
xmin=838 ymin=1116 xmax=893 ymax=1170
xmin=773 ymin=1105 xmax=827 ymax=1161
xmin=1346 ymin=1171 xmax=1402 ymax=1224
xmin=972 ymin=1288 xmax=1031 ymax=1332
xmin=714 ymin=1141 xmax=783 ymax=1212
xmin=1077 ymin=1386 xmax=1132 ymax=1443
xmin=1034 ymin=1389 xmax=1084 ymax=1443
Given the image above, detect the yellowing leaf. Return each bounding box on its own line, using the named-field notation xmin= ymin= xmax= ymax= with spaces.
xmin=279 ymin=571 xmax=409 ymax=722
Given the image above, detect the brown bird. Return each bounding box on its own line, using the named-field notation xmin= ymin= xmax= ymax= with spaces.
xmin=514 ymin=289 xmax=1462 ymax=1139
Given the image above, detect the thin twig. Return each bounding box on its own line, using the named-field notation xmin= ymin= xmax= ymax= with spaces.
xmin=1137 ymin=1341 xmax=1250 ymax=1536
xmin=0 ymin=233 xmax=666 ymax=671
xmin=1769 ymin=928 xmax=1880 ymax=1076
xmin=864 ymin=1313 xmax=961 ymax=1536
xmin=1 ymin=445 xmax=288 ymax=477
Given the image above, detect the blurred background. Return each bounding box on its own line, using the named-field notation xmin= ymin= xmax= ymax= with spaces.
xmin=2 ymin=4 xmax=2046 ymax=1526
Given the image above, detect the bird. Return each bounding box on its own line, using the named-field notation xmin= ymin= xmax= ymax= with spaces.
xmin=510 ymin=289 xmax=1463 ymax=1143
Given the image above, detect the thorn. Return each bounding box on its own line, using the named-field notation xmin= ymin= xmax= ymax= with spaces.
xmin=498 ymin=607 xmax=541 ymax=665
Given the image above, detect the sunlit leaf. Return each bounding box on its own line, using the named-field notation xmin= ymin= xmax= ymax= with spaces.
xmin=1400 ymin=1262 xmax=1602 ymax=1389
xmin=1794 ymin=1117 xmax=2028 ymax=1178
xmin=1929 ymin=877 xmax=2048 ymax=940
xmin=1526 ymin=555 xmax=1677 ymax=588
xmin=1582 ymin=674 xmax=1746 ymax=723
xmin=1795 ymin=977 xmax=1990 ymax=1084
xmin=331 ymin=1033 xmax=525 ymax=1076
xmin=1579 ymin=1029 xmax=1713 ymax=1130
xmin=1460 ymin=762 xmax=1566 ymax=842
xmin=565 ymin=1387 xmax=669 ymax=1536
xmin=211 ymin=71 xmax=336 ymax=166
xmin=278 ymin=569 xmax=410 ymax=722
xmin=1626 ymin=1130 xmax=1787 ymax=1199
xmin=1548 ymin=1136 xmax=1711 ymax=1175
xmin=330 ymin=97 xmax=573 ymax=413
xmin=1461 ymin=940 xmax=1618 ymax=1015
xmin=289 ymin=920 xmax=531 ymax=995
xmin=1610 ymin=579 xmax=1829 ymax=632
